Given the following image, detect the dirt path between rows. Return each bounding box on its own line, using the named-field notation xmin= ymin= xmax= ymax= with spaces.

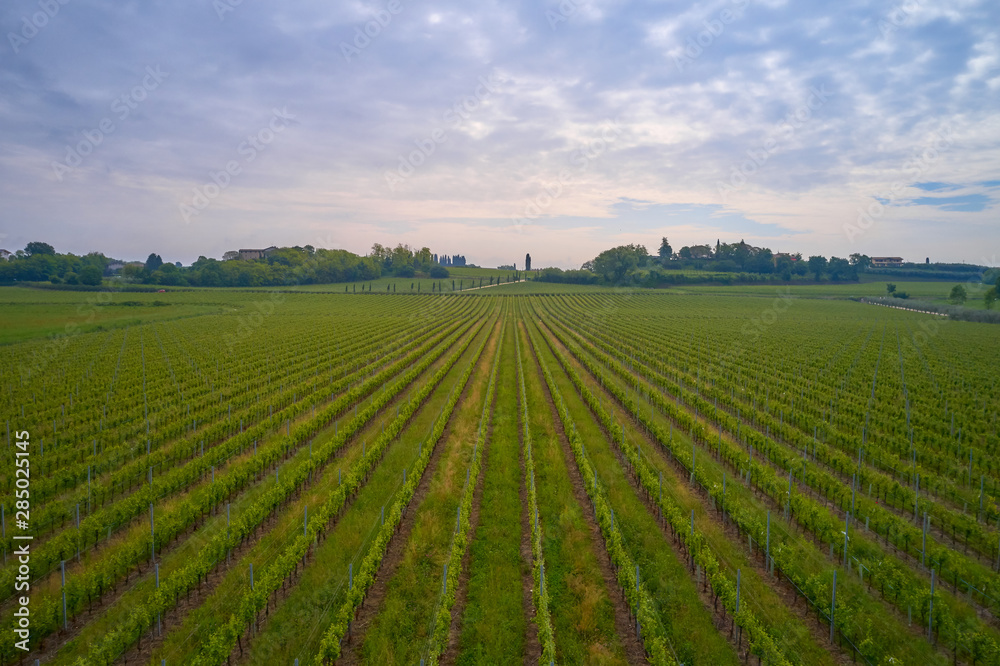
xmin=517 ymin=382 xmax=544 ymax=666
xmin=339 ymin=320 xmax=499 ymax=665
xmin=113 ymin=324 xmax=478 ymax=666
xmin=521 ymin=321 xmax=647 ymax=666
xmin=439 ymin=368 xmax=498 ymax=664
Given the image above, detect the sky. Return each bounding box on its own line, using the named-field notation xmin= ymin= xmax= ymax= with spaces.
xmin=1 ymin=0 xmax=998 ymax=269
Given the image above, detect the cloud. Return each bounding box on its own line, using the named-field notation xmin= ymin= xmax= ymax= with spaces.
xmin=0 ymin=0 xmax=998 ymax=265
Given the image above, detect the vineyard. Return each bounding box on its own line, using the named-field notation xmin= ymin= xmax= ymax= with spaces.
xmin=2 ymin=286 xmax=999 ymax=665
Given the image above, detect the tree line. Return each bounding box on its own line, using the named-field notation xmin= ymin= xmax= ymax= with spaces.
xmin=0 ymin=242 xmax=453 ymax=288
xmin=535 ymin=238 xmax=869 ymax=286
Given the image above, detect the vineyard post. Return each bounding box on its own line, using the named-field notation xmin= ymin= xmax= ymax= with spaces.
xmin=691 ymin=442 xmax=695 ymax=484
xmin=980 ymin=475 xmax=985 ymax=521
xmin=766 ymin=511 xmax=770 ymax=575
xmin=786 ymin=470 xmax=792 ymax=521
xmin=736 ymin=568 xmax=741 ymax=615
xmin=922 ymin=512 xmax=929 ymax=566
xmin=150 ymin=503 xmax=155 ymax=563
xmin=304 ymin=505 xmax=308 ymax=537
xmin=61 ymin=560 xmax=67 ymax=630
xmin=929 ymin=568 xmax=936 ymax=642
xmin=843 ymin=513 xmax=850 ymax=567
xmin=156 ymin=562 xmax=161 ymax=635
xmin=996 ymin=534 xmax=1000 ymax=572
xmin=831 ymin=570 xmax=837 ymax=643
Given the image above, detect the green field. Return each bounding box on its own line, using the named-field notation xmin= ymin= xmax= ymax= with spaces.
xmin=2 ymin=284 xmax=999 ymax=665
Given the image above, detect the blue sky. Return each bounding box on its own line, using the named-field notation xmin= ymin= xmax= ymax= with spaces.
xmin=1 ymin=0 xmax=998 ymax=268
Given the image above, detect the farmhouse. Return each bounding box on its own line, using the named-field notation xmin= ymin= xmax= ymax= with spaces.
xmin=871 ymin=256 xmax=904 ymax=268
xmin=0 ymin=249 xmax=12 ymax=261
xmin=238 ymin=247 xmax=277 ymax=261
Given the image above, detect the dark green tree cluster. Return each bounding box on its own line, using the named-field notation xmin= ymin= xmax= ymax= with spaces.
xmin=0 ymin=242 xmax=106 ymax=285
xmin=369 ymin=243 xmax=435 ymax=277
xmin=176 ymin=248 xmax=381 ymax=287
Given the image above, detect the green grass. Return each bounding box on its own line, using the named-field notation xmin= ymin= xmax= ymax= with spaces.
xmin=518 ymin=319 xmax=631 ymax=666
xmin=355 ymin=321 xmax=500 ymax=665
xmin=209 ymin=314 xmax=495 ymax=666
xmin=536 ymin=296 xmax=950 ymax=666
xmin=455 ymin=318 xmax=527 ymax=664
xmin=543 ymin=314 xmax=837 ymax=666
xmin=526 ymin=315 xmax=740 ymax=666
xmin=0 ymin=285 xmax=233 ymax=343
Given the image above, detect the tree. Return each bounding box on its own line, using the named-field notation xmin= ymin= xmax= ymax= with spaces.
xmin=25 ymin=242 xmax=55 ymax=256
xmin=985 ymin=286 xmax=998 ymax=310
xmin=949 ymin=285 xmax=967 ymax=305
xmin=145 ymin=253 xmax=163 ymax=272
xmin=430 ymin=265 xmax=449 ymax=278
xmin=370 ymin=243 xmax=390 ymax=268
xmin=849 ymin=253 xmax=872 ymax=270
xmin=886 ymin=283 xmax=896 ymax=296
xmin=593 ymin=245 xmax=641 ymax=283
xmin=223 ymin=250 xmax=239 ymax=261
xmin=658 ymin=237 xmax=673 ymax=265
xmin=79 ymin=265 xmax=103 ymax=286
xmin=121 ymin=264 xmax=144 ymax=282
xmin=827 ymin=256 xmax=855 ymax=282
xmin=807 ymin=255 xmax=827 ymax=281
